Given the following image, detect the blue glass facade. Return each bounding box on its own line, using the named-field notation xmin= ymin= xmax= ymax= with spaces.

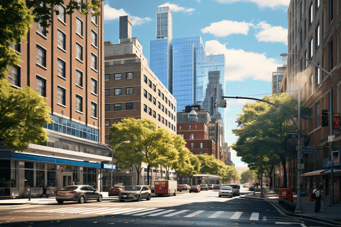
xmin=43 ymin=115 xmax=99 ymax=142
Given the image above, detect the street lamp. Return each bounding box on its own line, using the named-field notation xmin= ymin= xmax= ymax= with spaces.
xmin=280 ymin=53 xmax=335 ymax=209
xmin=110 ymin=140 xmax=130 ymax=188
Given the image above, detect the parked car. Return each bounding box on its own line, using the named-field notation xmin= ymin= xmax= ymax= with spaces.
xmin=221 ymin=184 xmax=240 ymax=196
xmin=55 ymin=185 xmax=102 ymax=204
xmin=189 ymin=185 xmax=201 ymax=193
xmin=119 ymin=185 xmax=151 ymax=202
xmin=219 ymin=186 xmax=233 ymax=198
xmin=213 ymin=184 xmax=221 ymax=189
xmin=108 ymin=185 xmax=125 ymax=196
xmin=200 ymin=184 xmax=208 ymax=191
xmin=177 ymin=185 xmax=183 ymax=192
xmin=249 ymin=185 xmax=255 ymax=191
xmin=207 ymin=184 xmax=214 ymax=190
xmin=184 ymin=184 xmax=191 ymax=190
xmin=243 ymin=183 xmax=250 ymax=188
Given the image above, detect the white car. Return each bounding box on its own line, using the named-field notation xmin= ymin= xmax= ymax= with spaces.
xmin=219 ymin=186 xmax=233 ymax=197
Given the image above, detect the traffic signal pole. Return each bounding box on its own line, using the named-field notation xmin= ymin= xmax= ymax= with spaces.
xmin=329 ymin=89 xmax=334 ymax=206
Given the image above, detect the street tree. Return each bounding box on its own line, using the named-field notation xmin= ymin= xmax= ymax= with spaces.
xmin=240 ymin=168 xmax=256 ymax=184
xmin=0 ymin=78 xmax=52 ymax=151
xmin=222 ymin=165 xmax=240 ymax=183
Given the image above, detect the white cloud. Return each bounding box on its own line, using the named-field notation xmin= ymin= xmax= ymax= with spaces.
xmin=255 ymin=21 xmax=288 ymax=45
xmin=214 ymin=0 xmax=290 ymax=8
xmin=201 ymin=20 xmax=254 ymax=37
xmin=158 ymin=2 xmax=195 ymax=14
xmin=230 ymin=149 xmax=248 ymax=171
xmin=205 ymin=40 xmax=280 ymax=82
xmin=104 ymin=4 xmax=152 ymax=26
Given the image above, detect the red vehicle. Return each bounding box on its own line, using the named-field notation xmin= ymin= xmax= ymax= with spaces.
xmin=109 ymin=185 xmax=125 ymax=196
xmin=190 ymin=185 xmax=201 ymax=193
xmin=154 ymin=180 xmax=177 ymax=196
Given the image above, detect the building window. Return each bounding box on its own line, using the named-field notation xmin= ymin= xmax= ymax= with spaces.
xmin=310 ymin=74 xmax=314 ymax=95
xmin=153 ymin=111 xmax=156 ymax=118
xmin=126 ymin=87 xmax=133 ymax=95
xmin=126 ymin=103 xmax=133 ymax=110
xmin=153 ymin=97 xmax=156 ymax=105
xmin=181 ymin=134 xmax=184 ymax=139
xmin=309 ymin=38 xmax=313 ymax=59
xmin=162 ymin=117 xmax=164 ymax=124
xmin=105 ymin=74 xmax=110 ymax=81
xmin=195 ymin=125 xmax=197 ymax=130
xmin=115 ymin=88 xmax=122 ymax=96
xmin=57 ymin=59 xmax=66 ymax=78
xmin=58 ymin=5 xmax=66 ymax=23
xmin=144 ymin=89 xmax=147 ymax=98
xmin=315 ymin=25 xmax=320 ymax=49
xmin=10 ymin=40 xmax=21 ymax=53
xmin=91 ymin=53 xmax=97 ymax=70
xmin=57 ymin=30 xmax=66 ymax=50
xmin=57 ymin=86 xmax=66 ymax=106
xmin=8 ymin=66 xmax=20 ymax=87
xmin=148 ymin=107 xmax=152 ymax=116
xmin=162 ymin=93 xmax=164 ymax=100
xmin=76 ymin=18 xmax=83 ymax=36
xmin=76 ymin=95 xmax=83 ymax=112
xmin=191 ymin=143 xmax=194 ymax=149
xmin=36 ymin=20 xmax=47 ymax=36
xmin=92 ymin=15 xmax=97 ymax=24
xmin=316 ymin=0 xmax=320 ymax=9
xmin=315 ymin=101 xmax=320 ymax=127
xmin=105 ymin=119 xmax=110 ymax=127
xmin=144 ymin=75 xmax=147 ymax=84
xmin=309 ymin=3 xmax=313 ymax=25
xmin=91 ymin=102 xmax=97 ymax=118
xmin=148 ymin=80 xmax=152 ymax=88
xmin=153 ymin=84 xmax=156 ymax=92
xmin=165 ymin=119 xmax=167 ymax=125
xmin=158 ymin=89 xmax=161 ymax=96
xmin=304 ymin=50 xmax=308 ymax=67
xmin=179 ymin=126 xmax=181 ymax=131
xmin=148 ymin=93 xmax=152 ymax=101
xmin=329 ymin=0 xmax=333 ymax=23
xmin=165 ymin=97 xmax=168 ymax=103
xmin=126 ymin=72 xmax=133 ymax=80
xmin=317 ymin=65 xmax=321 ymax=84
xmin=36 ymin=45 xmax=46 ymax=67
xmin=91 ymin=30 xmax=97 ymax=47
xmin=189 ymin=125 xmax=191 ymax=130
xmin=115 ymin=73 xmax=121 ymax=80
xmin=36 ymin=76 xmax=46 ymax=97
xmin=105 ymin=89 xmax=110 ymax=96
xmin=76 ymin=70 xmax=83 ymax=87
xmin=91 ymin=78 xmax=97 ymax=95
xmin=114 ymin=104 xmax=122 ymax=111
xmin=162 ymin=105 xmax=164 ymax=112
xmin=105 ymin=104 xmax=110 ymax=111
xmin=165 ymin=108 xmax=168 ymax=115
xmin=200 ymin=143 xmax=203 ymax=149
xmin=329 ymin=40 xmax=333 ymax=71
xmin=75 ymin=43 xmax=83 ymax=61
xmin=158 ymin=101 xmax=161 ymax=109
xmin=189 ymin=134 xmax=194 ymax=139
xmin=158 ymin=114 xmax=161 ymax=121
xmin=144 ymin=104 xmax=147 ymax=113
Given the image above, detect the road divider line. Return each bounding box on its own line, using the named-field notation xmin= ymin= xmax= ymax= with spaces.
xmin=148 ymin=210 xmax=175 ymax=216
xmin=208 ymin=211 xmax=224 ymax=218
xmin=81 ymin=208 xmax=124 ymax=215
xmin=184 ymin=210 xmax=205 ymax=218
xmin=230 ymin=212 xmax=242 ymax=219
xmin=133 ymin=209 xmax=165 ymax=216
xmin=249 ymin=212 xmax=259 ymax=220
xmin=97 ymin=208 xmax=133 ymax=215
xmin=164 ymin=210 xmax=189 ymax=217
xmin=121 ymin=208 xmax=147 ymax=215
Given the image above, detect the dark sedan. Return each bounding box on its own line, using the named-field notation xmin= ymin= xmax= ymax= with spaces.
xmin=55 ymin=185 xmax=102 ymax=204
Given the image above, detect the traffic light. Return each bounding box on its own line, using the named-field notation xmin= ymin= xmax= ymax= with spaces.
xmin=322 ymin=109 xmax=329 ymax=127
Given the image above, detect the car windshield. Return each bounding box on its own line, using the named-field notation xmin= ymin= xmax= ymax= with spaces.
xmin=125 ymin=186 xmax=141 ymax=191
xmin=221 ymin=186 xmax=232 ymax=190
xmin=60 ymin=186 xmax=78 ymax=191
xmin=113 ymin=187 xmax=121 ymax=190
xmin=230 ymin=185 xmax=240 ymax=189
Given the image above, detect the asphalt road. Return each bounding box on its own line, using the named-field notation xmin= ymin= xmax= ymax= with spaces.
xmin=0 ymin=188 xmax=335 ymax=227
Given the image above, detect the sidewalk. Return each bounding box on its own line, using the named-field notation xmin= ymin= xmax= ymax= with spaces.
xmin=0 ymin=192 xmax=113 ymax=205
xmin=242 ymin=188 xmax=341 ymax=226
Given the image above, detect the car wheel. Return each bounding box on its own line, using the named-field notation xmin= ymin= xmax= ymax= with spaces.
xmin=147 ymin=194 xmax=151 ymax=200
xmin=189 ymin=191 xmax=191 ymax=193
xmin=57 ymin=200 xmax=63 ymax=204
xmin=173 ymin=192 xmax=176 ymax=196
xmin=137 ymin=195 xmax=141 ymax=202
xmin=79 ymin=196 xmax=85 ymax=204
xmin=219 ymin=195 xmax=221 ymax=197
xmin=119 ymin=199 xmax=124 ymax=202
xmin=97 ymin=195 xmax=102 ymax=202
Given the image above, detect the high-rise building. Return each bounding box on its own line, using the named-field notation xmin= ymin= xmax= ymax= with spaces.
xmin=203 ymin=71 xmax=224 ymax=117
xmin=272 ymin=66 xmax=286 ymax=94
xmin=3 ymin=1 xmax=112 ymax=197
xmin=156 ymin=6 xmax=172 ymax=40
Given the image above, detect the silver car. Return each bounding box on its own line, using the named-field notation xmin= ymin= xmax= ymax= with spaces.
xmin=219 ymin=186 xmax=233 ymax=197
xmin=119 ymin=185 xmax=151 ymax=202
xmin=55 ymin=185 xmax=102 ymax=204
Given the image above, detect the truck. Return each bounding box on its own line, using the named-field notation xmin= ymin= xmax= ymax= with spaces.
xmin=154 ymin=180 xmax=177 ymax=196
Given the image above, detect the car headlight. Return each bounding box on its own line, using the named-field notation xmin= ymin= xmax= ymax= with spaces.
xmin=128 ymin=194 xmax=134 ymax=197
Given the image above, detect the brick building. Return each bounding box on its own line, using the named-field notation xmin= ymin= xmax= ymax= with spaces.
xmin=2 ymin=1 xmax=113 ymax=197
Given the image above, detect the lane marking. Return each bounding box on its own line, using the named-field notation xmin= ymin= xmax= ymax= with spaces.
xmin=97 ymin=208 xmax=134 ymax=215
xmin=208 ymin=211 xmax=224 ymax=218
xmin=249 ymin=212 xmax=259 ymax=220
xmin=184 ymin=210 xmax=205 ymax=218
xmin=81 ymin=208 xmax=124 ymax=215
xmin=230 ymin=212 xmax=243 ymax=220
xmin=275 ymin=222 xmax=302 ymax=225
xmin=148 ymin=209 xmax=175 ymax=216
xmin=120 ymin=208 xmax=147 ymax=215
xmin=133 ymin=209 xmax=165 ymax=216
xmin=164 ymin=210 xmax=189 ymax=217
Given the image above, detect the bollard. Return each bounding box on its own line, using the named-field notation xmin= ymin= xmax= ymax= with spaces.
xmin=28 ymin=188 xmax=31 ymax=201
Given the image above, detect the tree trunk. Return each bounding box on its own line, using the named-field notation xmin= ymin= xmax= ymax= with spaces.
xmin=134 ymin=165 xmax=141 ymax=185
xmin=269 ymin=165 xmax=273 ymax=190
xmin=281 ymin=158 xmax=287 ymax=188
xmin=147 ymin=165 xmax=150 ymax=185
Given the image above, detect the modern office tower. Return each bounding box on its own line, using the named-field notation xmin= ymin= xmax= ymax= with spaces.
xmin=104 ymin=16 xmax=177 ymax=185
xmin=3 ymin=1 xmax=112 ymax=197
xmin=202 ymin=71 xmax=224 ymax=117
xmin=150 ymin=7 xmax=225 ymax=113
xmin=156 ymin=6 xmax=172 ymax=40
xmin=272 ymin=66 xmax=286 ymax=94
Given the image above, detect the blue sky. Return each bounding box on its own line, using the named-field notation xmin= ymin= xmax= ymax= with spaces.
xmin=103 ymin=0 xmax=289 ymax=171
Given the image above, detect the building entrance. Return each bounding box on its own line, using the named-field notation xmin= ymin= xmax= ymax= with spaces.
xmin=63 ymin=174 xmax=72 ymax=187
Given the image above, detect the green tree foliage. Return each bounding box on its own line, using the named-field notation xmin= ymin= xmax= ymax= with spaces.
xmin=232 ymin=93 xmax=311 ymax=188
xmin=240 ymin=168 xmax=256 ymax=184
xmin=222 ymin=165 xmax=240 ymax=183
xmin=0 ymin=78 xmax=52 ymax=151
xmin=0 ymin=0 xmax=101 ymax=79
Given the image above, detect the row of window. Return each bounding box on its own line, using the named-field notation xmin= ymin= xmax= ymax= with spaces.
xmin=143 ymin=89 xmax=176 ymax=121
xmin=178 ymin=125 xmax=198 ymax=131
xmin=187 ymin=142 xmax=204 ymax=149
xmin=143 ymin=75 xmax=176 ymax=112
xmin=106 ymin=87 xmax=133 ymax=96
xmin=105 ymin=103 xmax=134 ymax=111
xmin=105 ymin=72 xmax=133 ymax=81
xmin=58 ymin=3 xmax=97 ymax=26
xmin=143 ymin=104 xmax=176 ymax=131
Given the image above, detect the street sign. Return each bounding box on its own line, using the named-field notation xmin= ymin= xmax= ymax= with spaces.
xmin=297 ymin=164 xmax=304 ymax=170
xmin=328 ymin=135 xmax=335 ymax=142
xmin=288 ymin=132 xmax=298 ymax=139
xmin=302 ymin=146 xmax=315 ymax=154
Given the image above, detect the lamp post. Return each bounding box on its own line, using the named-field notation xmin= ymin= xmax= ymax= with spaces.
xmin=281 ymin=53 xmax=335 ymax=208
xmin=110 ymin=141 xmax=130 ymax=188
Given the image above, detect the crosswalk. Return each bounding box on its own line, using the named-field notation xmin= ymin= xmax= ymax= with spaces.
xmin=16 ymin=207 xmax=268 ymax=221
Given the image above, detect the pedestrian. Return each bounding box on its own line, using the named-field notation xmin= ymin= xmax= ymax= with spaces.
xmin=313 ymin=183 xmax=323 ymax=213
xmin=40 ymin=184 xmax=48 ymax=198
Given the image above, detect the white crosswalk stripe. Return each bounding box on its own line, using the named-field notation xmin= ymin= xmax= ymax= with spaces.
xmin=230 ymin=212 xmax=243 ymax=219
xmin=122 ymin=208 xmax=149 ymax=215
xmin=164 ymin=210 xmax=189 ymax=217
xmin=148 ymin=209 xmax=175 ymax=216
xmin=208 ymin=211 xmax=224 ymax=218
xmin=249 ymin=212 xmax=259 ymax=220
xmin=133 ymin=209 xmax=165 ymax=216
xmin=98 ymin=208 xmax=133 ymax=215
xmin=184 ymin=210 xmax=205 ymax=217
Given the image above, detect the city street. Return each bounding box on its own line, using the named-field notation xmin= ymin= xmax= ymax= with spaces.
xmin=0 ymin=188 xmax=334 ymax=227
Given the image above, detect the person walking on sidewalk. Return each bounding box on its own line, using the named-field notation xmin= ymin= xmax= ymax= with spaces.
xmin=313 ymin=183 xmax=323 ymax=213
xmin=40 ymin=185 xmax=49 ymax=198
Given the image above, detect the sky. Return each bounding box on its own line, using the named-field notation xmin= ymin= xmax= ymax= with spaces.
xmin=103 ymin=0 xmax=290 ymax=171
